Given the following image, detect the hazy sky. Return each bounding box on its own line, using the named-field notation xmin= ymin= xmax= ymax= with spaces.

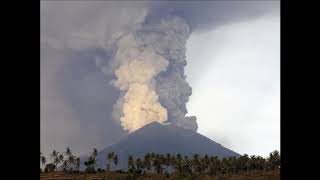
xmin=186 ymin=15 xmax=280 ymax=157
xmin=41 ymin=1 xmax=280 ymax=158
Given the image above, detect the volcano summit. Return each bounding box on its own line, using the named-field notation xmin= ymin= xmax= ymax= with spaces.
xmin=81 ymin=122 xmax=239 ymax=170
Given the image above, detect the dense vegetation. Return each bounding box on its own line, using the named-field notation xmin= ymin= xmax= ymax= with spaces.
xmin=40 ymin=148 xmax=280 ymax=179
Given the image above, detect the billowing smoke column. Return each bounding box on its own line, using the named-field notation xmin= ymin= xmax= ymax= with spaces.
xmin=112 ymin=34 xmax=169 ymax=132
xmin=110 ymin=15 xmax=198 ymax=132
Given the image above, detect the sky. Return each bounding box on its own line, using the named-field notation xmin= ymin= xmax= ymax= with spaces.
xmin=186 ymin=15 xmax=280 ymax=157
xmin=41 ymin=1 xmax=280 ymax=158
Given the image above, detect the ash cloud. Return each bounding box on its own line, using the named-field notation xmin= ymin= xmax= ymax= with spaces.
xmin=145 ymin=1 xmax=279 ymax=32
xmin=101 ymin=1 xmax=279 ymax=132
xmin=108 ymin=15 xmax=197 ymax=131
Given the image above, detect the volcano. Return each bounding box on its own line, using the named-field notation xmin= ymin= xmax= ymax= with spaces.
xmin=81 ymin=122 xmax=239 ymax=170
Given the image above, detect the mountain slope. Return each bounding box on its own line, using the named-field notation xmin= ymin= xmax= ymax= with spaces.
xmin=81 ymin=122 xmax=239 ymax=170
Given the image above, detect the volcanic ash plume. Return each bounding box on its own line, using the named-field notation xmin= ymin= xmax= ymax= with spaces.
xmin=112 ymin=34 xmax=169 ymax=132
xmin=111 ymin=16 xmax=198 ymax=132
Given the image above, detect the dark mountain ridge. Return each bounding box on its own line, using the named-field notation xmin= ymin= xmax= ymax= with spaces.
xmin=81 ymin=121 xmax=239 ymax=170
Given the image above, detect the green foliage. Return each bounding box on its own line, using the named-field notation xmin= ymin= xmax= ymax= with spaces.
xmin=85 ymin=166 xmax=96 ymax=173
xmin=44 ymin=163 xmax=56 ymax=172
xmin=106 ymin=152 xmax=119 ymax=171
xmin=127 ymin=155 xmax=135 ymax=173
xmin=83 ymin=148 xmax=98 ymax=173
xmin=41 ymin=148 xmax=280 ymax=178
xmin=268 ymin=150 xmax=281 ymax=170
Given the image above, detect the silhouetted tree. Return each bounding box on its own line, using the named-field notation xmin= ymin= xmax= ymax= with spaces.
xmin=84 ymin=148 xmax=98 ymax=173
xmin=135 ymin=158 xmax=144 ymax=174
xmin=236 ymin=154 xmax=250 ymax=172
xmin=143 ymin=153 xmax=152 ymax=174
xmin=45 ymin=163 xmax=56 ymax=173
xmin=51 ymin=151 xmax=62 ymax=171
xmin=192 ymin=154 xmax=200 ymax=174
xmin=153 ymin=154 xmax=163 ymax=174
xmin=164 ymin=153 xmax=171 ymax=171
xmin=41 ymin=155 xmax=46 ymax=171
xmin=63 ymin=147 xmax=76 ymax=171
xmin=75 ymin=157 xmax=80 ymax=172
xmin=128 ymin=155 xmax=135 ymax=173
xmin=62 ymin=160 xmax=68 ymax=171
xmin=50 ymin=150 xmax=58 ymax=171
xmin=59 ymin=153 xmax=64 ymax=162
xmin=201 ymin=154 xmax=210 ymax=173
xmin=208 ymin=156 xmax=220 ymax=175
xmin=174 ymin=153 xmax=183 ymax=175
xmin=41 ymin=148 xmax=280 ymax=175
xmin=268 ymin=150 xmax=280 ymax=170
xmin=113 ymin=154 xmax=119 ymax=169
xmin=107 ymin=152 xmax=115 ymax=171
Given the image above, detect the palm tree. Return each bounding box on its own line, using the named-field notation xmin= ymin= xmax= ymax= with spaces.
xmin=143 ymin=153 xmax=152 ymax=174
xmin=192 ymin=154 xmax=200 ymax=174
xmin=50 ymin=150 xmax=60 ymax=171
xmin=59 ymin=154 xmax=64 ymax=163
xmin=237 ymin=154 xmax=250 ymax=172
xmin=49 ymin=150 xmax=61 ymax=171
xmin=208 ymin=156 xmax=219 ymax=175
xmin=41 ymin=156 xmax=46 ymax=170
xmin=84 ymin=156 xmax=96 ymax=173
xmin=221 ymin=157 xmax=230 ymax=174
xmin=44 ymin=163 xmax=56 ymax=173
xmin=83 ymin=148 xmax=98 ymax=173
xmin=256 ymin=156 xmax=266 ymax=171
xmin=53 ymin=157 xmax=60 ymax=171
xmin=107 ymin=152 xmax=115 ymax=171
xmin=92 ymin=148 xmax=98 ymax=157
xmin=228 ymin=156 xmax=237 ymax=173
xmin=202 ymin=154 xmax=209 ymax=173
xmin=75 ymin=157 xmax=80 ymax=172
xmin=150 ymin=152 xmax=156 ymax=173
xmin=65 ymin=147 xmax=72 ymax=157
xmin=91 ymin=148 xmax=98 ymax=170
xmin=106 ymin=163 xmax=111 ymax=172
xmin=171 ymin=155 xmax=176 ymax=167
xmin=150 ymin=152 xmax=156 ymax=160
xmin=268 ymin=150 xmax=280 ymax=170
xmin=89 ymin=148 xmax=98 ymax=170
xmin=170 ymin=155 xmax=177 ymax=174
xmin=113 ymin=154 xmax=119 ymax=169
xmin=176 ymin=153 xmax=182 ymax=161
xmin=174 ymin=154 xmax=183 ymax=175
xmin=250 ymin=155 xmax=260 ymax=170
xmin=50 ymin=150 xmax=58 ymax=162
xmin=128 ymin=155 xmax=135 ymax=173
xmin=136 ymin=158 xmax=144 ymax=174
xmin=164 ymin=153 xmax=171 ymax=171
xmin=62 ymin=160 xmax=68 ymax=172
xmin=64 ymin=147 xmax=74 ymax=171
xmin=153 ymin=154 xmax=162 ymax=174
xmin=182 ymin=156 xmax=192 ymax=176
xmin=68 ymin=155 xmax=75 ymax=171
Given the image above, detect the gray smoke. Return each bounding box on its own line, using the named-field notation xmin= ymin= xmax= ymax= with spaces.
xmin=96 ymin=1 xmax=279 ymax=132
xmin=86 ymin=2 xmax=277 ymax=132
xmin=107 ymin=15 xmax=198 ymax=131
xmin=41 ymin=1 xmax=279 ymax=154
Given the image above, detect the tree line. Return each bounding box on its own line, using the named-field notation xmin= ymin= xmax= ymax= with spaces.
xmin=40 ymin=148 xmax=280 ymax=176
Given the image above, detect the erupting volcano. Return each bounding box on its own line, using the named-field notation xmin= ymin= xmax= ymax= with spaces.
xmin=80 ymin=122 xmax=239 ymax=170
